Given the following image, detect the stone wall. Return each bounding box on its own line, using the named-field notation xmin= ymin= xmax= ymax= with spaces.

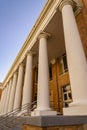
xmin=22 ymin=124 xmax=85 ymax=130
xmin=76 ymin=0 xmax=87 ymax=58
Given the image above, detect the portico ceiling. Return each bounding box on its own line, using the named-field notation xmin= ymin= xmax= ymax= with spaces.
xmin=31 ymin=10 xmax=66 ymax=65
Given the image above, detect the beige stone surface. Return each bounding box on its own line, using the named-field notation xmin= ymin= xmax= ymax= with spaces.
xmin=22 ymin=125 xmax=85 ymax=130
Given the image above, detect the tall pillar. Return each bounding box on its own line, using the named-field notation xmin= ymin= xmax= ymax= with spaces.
xmin=32 ymin=32 xmax=57 ymax=116
xmin=2 ymin=86 xmax=8 ymax=114
xmin=59 ymin=0 xmax=87 ymax=115
xmin=0 ymin=87 xmax=6 ymax=114
xmin=0 ymin=89 xmax=5 ymax=114
xmin=22 ymin=52 xmax=33 ymax=110
xmin=4 ymin=79 xmax=12 ymax=114
xmin=8 ymin=72 xmax=17 ymax=113
xmin=13 ymin=63 xmax=24 ymax=110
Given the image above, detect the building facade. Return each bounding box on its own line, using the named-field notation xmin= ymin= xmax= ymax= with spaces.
xmin=0 ymin=0 xmax=87 ymax=118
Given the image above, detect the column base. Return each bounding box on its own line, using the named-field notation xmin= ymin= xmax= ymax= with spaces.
xmin=63 ymin=102 xmax=87 ymax=115
xmin=31 ymin=109 xmax=57 ymax=116
xmin=18 ymin=109 xmax=31 ymax=116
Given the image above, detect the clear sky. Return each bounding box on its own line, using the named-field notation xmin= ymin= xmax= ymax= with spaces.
xmin=0 ymin=0 xmax=46 ymax=82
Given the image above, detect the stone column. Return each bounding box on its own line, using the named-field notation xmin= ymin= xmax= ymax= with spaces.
xmin=8 ymin=72 xmax=17 ymax=113
xmin=0 ymin=87 xmax=6 ymax=114
xmin=4 ymin=79 xmax=12 ymax=114
xmin=0 ymin=89 xmax=4 ymax=114
xmin=22 ymin=52 xmax=33 ymax=111
xmin=2 ymin=86 xmax=8 ymax=114
xmin=59 ymin=0 xmax=87 ymax=115
xmin=32 ymin=32 xmax=57 ymax=116
xmin=13 ymin=63 xmax=24 ymax=110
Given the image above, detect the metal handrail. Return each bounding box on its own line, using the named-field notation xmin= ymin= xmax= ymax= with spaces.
xmin=0 ymin=101 xmax=37 ymax=130
xmin=0 ymin=102 xmax=29 ymax=117
xmin=0 ymin=101 xmax=33 ymax=122
xmin=6 ymin=101 xmax=37 ymax=129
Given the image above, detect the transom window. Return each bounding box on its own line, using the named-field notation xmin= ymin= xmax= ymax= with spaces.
xmin=59 ymin=54 xmax=68 ymax=75
xmin=35 ymin=68 xmax=38 ymax=83
xmin=49 ymin=64 xmax=52 ymax=81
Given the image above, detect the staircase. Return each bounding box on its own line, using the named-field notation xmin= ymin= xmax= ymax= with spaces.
xmin=0 ymin=101 xmax=37 ymax=130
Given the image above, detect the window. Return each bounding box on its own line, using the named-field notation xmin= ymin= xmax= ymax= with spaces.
xmin=34 ymin=93 xmax=37 ymax=101
xmin=62 ymin=84 xmax=72 ymax=107
xmin=63 ymin=55 xmax=68 ymax=71
xmin=49 ymin=64 xmax=52 ymax=80
xmin=59 ymin=54 xmax=68 ymax=75
xmin=35 ymin=68 xmax=38 ymax=83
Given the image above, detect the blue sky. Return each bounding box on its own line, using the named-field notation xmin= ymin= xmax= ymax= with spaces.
xmin=0 ymin=0 xmax=46 ymax=82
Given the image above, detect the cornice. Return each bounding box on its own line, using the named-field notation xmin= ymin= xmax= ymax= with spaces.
xmin=73 ymin=0 xmax=83 ymax=16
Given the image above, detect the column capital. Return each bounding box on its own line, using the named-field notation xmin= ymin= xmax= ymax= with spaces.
xmin=13 ymin=71 xmax=18 ymax=75
xmin=38 ymin=31 xmax=51 ymax=40
xmin=8 ymin=78 xmax=12 ymax=84
xmin=26 ymin=51 xmax=36 ymax=56
xmin=19 ymin=62 xmax=24 ymax=67
xmin=9 ymin=78 xmax=12 ymax=85
xmin=6 ymin=82 xmax=9 ymax=87
xmin=59 ymin=0 xmax=75 ymax=12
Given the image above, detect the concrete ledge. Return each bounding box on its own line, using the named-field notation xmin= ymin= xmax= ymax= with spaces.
xmin=24 ymin=115 xmax=87 ymax=127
